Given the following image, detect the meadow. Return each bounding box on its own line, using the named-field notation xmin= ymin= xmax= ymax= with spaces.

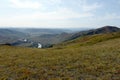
xmin=0 ymin=32 xmax=120 ymax=80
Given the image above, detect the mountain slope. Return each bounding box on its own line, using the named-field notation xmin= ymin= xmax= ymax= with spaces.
xmin=0 ymin=31 xmax=120 ymax=79
xmin=54 ymin=31 xmax=120 ymax=48
xmin=68 ymin=26 xmax=120 ymax=41
xmin=0 ymin=29 xmax=27 ymax=44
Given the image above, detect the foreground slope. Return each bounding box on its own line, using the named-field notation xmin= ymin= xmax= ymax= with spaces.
xmin=0 ymin=32 xmax=120 ymax=80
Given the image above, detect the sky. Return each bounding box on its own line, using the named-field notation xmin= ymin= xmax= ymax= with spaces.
xmin=0 ymin=0 xmax=120 ymax=28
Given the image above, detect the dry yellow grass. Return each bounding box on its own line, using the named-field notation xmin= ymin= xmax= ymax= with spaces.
xmin=0 ymin=32 xmax=120 ymax=80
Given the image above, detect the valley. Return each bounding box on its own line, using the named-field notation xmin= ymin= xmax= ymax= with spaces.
xmin=0 ymin=26 xmax=119 ymax=48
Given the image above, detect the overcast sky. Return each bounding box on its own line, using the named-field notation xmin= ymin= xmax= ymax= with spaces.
xmin=0 ymin=0 xmax=120 ymax=28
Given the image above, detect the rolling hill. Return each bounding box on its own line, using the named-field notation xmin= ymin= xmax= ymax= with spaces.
xmin=67 ymin=26 xmax=120 ymax=41
xmin=0 ymin=29 xmax=28 ymax=44
xmin=0 ymin=30 xmax=120 ymax=79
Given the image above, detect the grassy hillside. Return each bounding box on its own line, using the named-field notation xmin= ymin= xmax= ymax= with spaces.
xmin=0 ymin=32 xmax=120 ymax=80
xmin=66 ymin=26 xmax=120 ymax=41
xmin=54 ymin=32 xmax=120 ymax=48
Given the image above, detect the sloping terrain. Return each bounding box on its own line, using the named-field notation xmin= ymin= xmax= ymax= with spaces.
xmin=67 ymin=26 xmax=120 ymax=41
xmin=0 ymin=31 xmax=120 ymax=80
xmin=54 ymin=31 xmax=120 ymax=48
xmin=0 ymin=29 xmax=27 ymax=44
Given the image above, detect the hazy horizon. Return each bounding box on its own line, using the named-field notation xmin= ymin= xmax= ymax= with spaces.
xmin=0 ymin=25 xmax=119 ymax=29
xmin=0 ymin=0 xmax=120 ymax=28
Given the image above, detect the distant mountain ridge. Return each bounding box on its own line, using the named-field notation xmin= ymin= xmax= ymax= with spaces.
xmin=68 ymin=26 xmax=120 ymax=41
xmin=86 ymin=26 xmax=120 ymax=34
xmin=13 ymin=28 xmax=71 ymax=36
xmin=0 ymin=29 xmax=27 ymax=44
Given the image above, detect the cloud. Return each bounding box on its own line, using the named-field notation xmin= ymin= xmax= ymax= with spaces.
xmin=0 ymin=8 xmax=93 ymax=27
xmin=76 ymin=0 xmax=102 ymax=12
xmin=12 ymin=8 xmax=93 ymax=20
xmin=40 ymin=8 xmax=92 ymax=20
xmin=82 ymin=3 xmax=102 ymax=12
xmin=103 ymin=14 xmax=120 ymax=20
xmin=94 ymin=13 xmax=120 ymax=21
xmin=2 ymin=0 xmax=117 ymax=28
xmin=48 ymin=0 xmax=62 ymax=4
xmin=88 ymin=13 xmax=120 ymax=28
xmin=10 ymin=0 xmax=42 ymax=9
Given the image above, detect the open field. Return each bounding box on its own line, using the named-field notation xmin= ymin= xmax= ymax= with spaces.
xmin=0 ymin=32 xmax=120 ymax=80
